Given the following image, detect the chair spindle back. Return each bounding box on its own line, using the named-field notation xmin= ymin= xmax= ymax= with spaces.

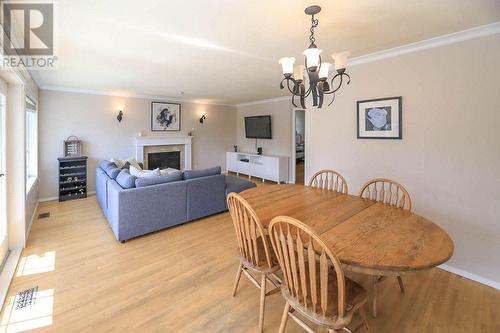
xmin=268 ymin=216 xmax=346 ymax=318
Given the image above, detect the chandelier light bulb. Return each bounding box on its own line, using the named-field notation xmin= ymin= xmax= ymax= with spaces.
xmin=293 ymin=65 xmax=306 ymax=81
xmin=332 ymin=51 xmax=350 ymax=71
xmin=279 ymin=57 xmax=295 ymax=77
xmin=303 ymin=47 xmax=322 ymax=71
xmin=318 ymin=62 xmax=332 ymax=79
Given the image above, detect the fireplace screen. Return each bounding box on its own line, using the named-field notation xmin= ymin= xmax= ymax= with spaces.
xmin=148 ymin=151 xmax=181 ymax=170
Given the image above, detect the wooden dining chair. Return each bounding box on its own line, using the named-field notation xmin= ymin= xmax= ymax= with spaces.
xmin=308 ymin=169 xmax=348 ymax=194
xmin=358 ymin=178 xmax=412 ymax=317
xmin=358 ymin=178 xmax=411 ymax=211
xmin=268 ymin=216 xmax=371 ymax=333
xmin=227 ymin=192 xmax=281 ymax=332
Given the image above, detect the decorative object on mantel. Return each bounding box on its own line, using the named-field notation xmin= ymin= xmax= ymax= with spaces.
xmin=357 ymin=96 xmax=402 ymax=139
xmin=233 ymin=145 xmax=238 ymax=152
xmin=116 ymin=106 xmax=124 ymax=122
xmin=188 ymin=127 xmax=195 ymax=136
xmin=151 ymin=101 xmax=181 ymax=131
xmin=278 ymin=5 xmax=351 ymax=109
xmin=63 ymin=135 xmax=82 ymax=157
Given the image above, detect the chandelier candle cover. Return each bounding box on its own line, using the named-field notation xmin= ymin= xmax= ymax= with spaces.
xmin=279 ymin=5 xmax=351 ymax=109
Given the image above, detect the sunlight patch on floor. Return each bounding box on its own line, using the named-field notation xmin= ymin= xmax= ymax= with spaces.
xmin=0 ymin=289 xmax=54 ymax=333
xmin=16 ymin=251 xmax=56 ymax=277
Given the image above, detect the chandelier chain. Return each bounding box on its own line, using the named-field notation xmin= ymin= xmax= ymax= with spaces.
xmin=309 ymin=14 xmax=319 ymax=45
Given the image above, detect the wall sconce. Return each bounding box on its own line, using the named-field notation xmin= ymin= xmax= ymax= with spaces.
xmin=199 ymin=113 xmax=206 ymax=124
xmin=117 ymin=106 xmax=124 ymax=122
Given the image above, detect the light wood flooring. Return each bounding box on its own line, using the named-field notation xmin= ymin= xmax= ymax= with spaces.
xmin=1 ymin=186 xmax=499 ymax=332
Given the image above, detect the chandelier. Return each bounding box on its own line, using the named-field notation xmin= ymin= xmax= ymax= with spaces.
xmin=279 ymin=5 xmax=350 ymax=109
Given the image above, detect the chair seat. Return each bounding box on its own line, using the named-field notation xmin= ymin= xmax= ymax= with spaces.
xmin=281 ymin=270 xmax=367 ymax=329
xmin=239 ymin=236 xmax=280 ymax=274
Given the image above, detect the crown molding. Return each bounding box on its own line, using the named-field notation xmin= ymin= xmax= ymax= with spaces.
xmin=39 ymin=22 xmax=500 ymax=108
xmin=39 ymin=85 xmax=235 ymax=107
xmin=236 ymin=96 xmax=290 ymax=107
xmin=349 ymin=21 xmax=500 ymax=66
xmin=236 ymin=22 xmax=500 ymax=107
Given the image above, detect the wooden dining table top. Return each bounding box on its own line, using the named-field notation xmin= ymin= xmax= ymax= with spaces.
xmin=241 ymin=184 xmax=454 ymax=276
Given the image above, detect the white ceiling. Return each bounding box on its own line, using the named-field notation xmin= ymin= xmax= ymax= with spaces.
xmin=30 ymin=0 xmax=500 ymax=105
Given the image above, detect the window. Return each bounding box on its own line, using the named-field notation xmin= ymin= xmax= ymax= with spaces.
xmin=26 ymin=96 xmax=37 ymax=193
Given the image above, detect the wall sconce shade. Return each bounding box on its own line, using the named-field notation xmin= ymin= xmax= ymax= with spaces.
xmin=199 ymin=114 xmax=206 ymax=124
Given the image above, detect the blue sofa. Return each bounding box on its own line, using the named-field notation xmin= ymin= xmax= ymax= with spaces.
xmin=96 ymin=162 xmax=256 ymax=242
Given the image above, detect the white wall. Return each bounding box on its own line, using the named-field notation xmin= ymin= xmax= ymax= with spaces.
xmin=305 ymin=34 xmax=500 ymax=284
xmin=236 ymin=99 xmax=292 ymax=156
xmin=38 ymin=90 xmax=237 ymax=199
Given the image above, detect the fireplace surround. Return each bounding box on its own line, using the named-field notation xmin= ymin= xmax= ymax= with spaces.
xmin=136 ymin=136 xmax=192 ymax=170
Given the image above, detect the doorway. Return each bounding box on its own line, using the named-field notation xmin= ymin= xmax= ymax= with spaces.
xmin=0 ymin=94 xmax=7 ymax=265
xmin=293 ymin=109 xmax=305 ymax=184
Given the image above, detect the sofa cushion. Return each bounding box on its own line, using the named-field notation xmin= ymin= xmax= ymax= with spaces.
xmin=100 ymin=160 xmax=116 ymax=170
xmin=225 ymin=175 xmax=257 ymax=196
xmin=116 ymin=169 xmax=136 ymax=189
xmin=105 ymin=165 xmax=121 ymax=179
xmin=183 ymin=166 xmax=221 ymax=180
xmin=135 ymin=170 xmax=183 ymax=188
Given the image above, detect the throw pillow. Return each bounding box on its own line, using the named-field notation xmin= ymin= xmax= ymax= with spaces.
xmin=129 ymin=165 xmax=160 ymax=178
xmin=110 ymin=158 xmax=125 ymax=169
xmin=116 ymin=169 xmax=136 ymax=189
xmin=125 ymin=158 xmax=142 ymax=170
xmin=121 ymin=161 xmax=131 ymax=170
xmin=160 ymin=167 xmax=179 ymax=176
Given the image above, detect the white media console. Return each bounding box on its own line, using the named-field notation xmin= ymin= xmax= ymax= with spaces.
xmin=226 ymin=152 xmax=289 ymax=183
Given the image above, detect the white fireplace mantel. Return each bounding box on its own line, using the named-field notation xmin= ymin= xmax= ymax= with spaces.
xmin=136 ymin=136 xmax=192 ymax=170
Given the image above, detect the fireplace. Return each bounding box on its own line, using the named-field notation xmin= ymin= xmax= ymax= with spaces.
xmin=136 ymin=136 xmax=192 ymax=170
xmin=148 ymin=151 xmax=181 ymax=170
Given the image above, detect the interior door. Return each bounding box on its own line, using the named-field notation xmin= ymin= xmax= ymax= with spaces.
xmin=0 ymin=94 xmax=8 ymax=265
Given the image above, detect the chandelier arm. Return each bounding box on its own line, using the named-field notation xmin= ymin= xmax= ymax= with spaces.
xmin=302 ymin=83 xmax=313 ymax=98
xmin=280 ymin=78 xmax=305 ymax=97
xmin=291 ymin=95 xmax=298 ymax=108
xmin=318 ymin=90 xmax=324 ymax=108
xmin=328 ymin=92 xmax=336 ymax=106
xmin=322 ymin=72 xmax=344 ymax=95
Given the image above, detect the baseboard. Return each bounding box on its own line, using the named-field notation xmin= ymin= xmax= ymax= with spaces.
xmin=39 ymin=191 xmax=95 ymax=203
xmin=0 ymin=249 xmax=22 ymax=309
xmin=26 ymin=202 xmax=39 ymax=238
xmin=439 ymin=264 xmax=500 ymax=290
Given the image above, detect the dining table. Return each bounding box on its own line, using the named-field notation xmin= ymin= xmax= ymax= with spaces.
xmin=240 ymin=184 xmax=454 ymax=317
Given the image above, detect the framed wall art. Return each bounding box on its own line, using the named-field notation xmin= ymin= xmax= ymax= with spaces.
xmin=357 ymin=96 xmax=402 ymax=139
xmin=151 ymin=102 xmax=181 ymax=131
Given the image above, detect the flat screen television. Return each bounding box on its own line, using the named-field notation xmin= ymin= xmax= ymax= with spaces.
xmin=245 ymin=115 xmax=272 ymax=139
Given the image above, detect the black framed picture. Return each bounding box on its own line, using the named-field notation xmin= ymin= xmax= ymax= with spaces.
xmin=151 ymin=101 xmax=181 ymax=131
xmin=357 ymin=96 xmax=402 ymax=139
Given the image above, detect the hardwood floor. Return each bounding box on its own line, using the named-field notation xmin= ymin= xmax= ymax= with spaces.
xmin=1 ymin=193 xmax=499 ymax=332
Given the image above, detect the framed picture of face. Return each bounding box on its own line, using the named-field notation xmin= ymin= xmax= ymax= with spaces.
xmin=151 ymin=102 xmax=181 ymax=131
xmin=357 ymin=96 xmax=402 ymax=139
